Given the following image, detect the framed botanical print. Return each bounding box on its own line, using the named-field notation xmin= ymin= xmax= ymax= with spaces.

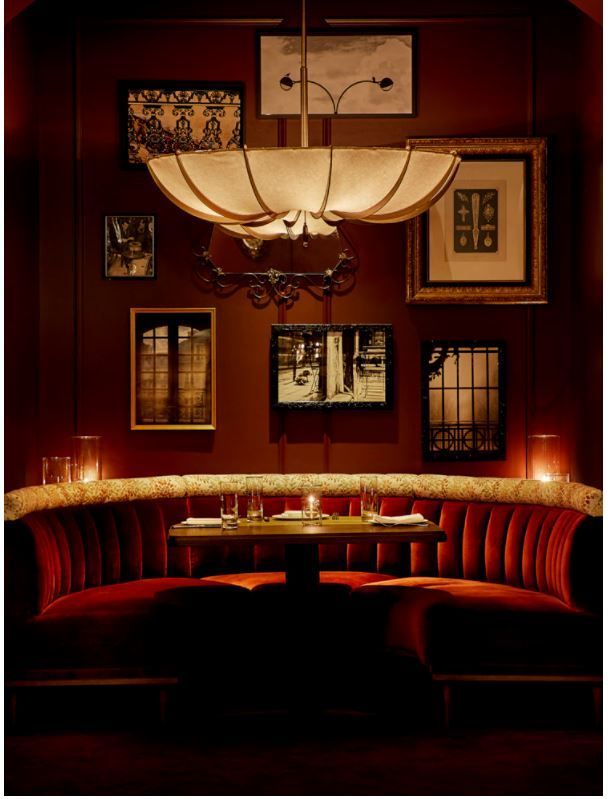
xmin=271 ymin=324 xmax=393 ymax=409
xmin=258 ymin=31 xmax=415 ymax=117
xmin=130 ymin=308 xmax=216 ymax=430
xmin=406 ymin=138 xmax=547 ymax=304
xmin=122 ymin=82 xmax=244 ymax=167
xmin=104 ymin=215 xmax=155 ymax=279
xmin=422 ymin=340 xmax=506 ymax=461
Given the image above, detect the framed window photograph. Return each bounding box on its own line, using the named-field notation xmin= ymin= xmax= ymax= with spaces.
xmin=104 ymin=215 xmax=155 ymax=279
xmin=406 ymin=138 xmax=547 ymax=304
xmin=271 ymin=324 xmax=393 ymax=410
xmin=258 ymin=31 xmax=415 ymax=117
xmin=130 ymin=308 xmax=216 ymax=430
xmin=122 ymin=82 xmax=243 ymax=167
xmin=422 ymin=340 xmax=506 ymax=461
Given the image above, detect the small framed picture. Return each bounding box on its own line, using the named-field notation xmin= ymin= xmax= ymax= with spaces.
xmin=258 ymin=31 xmax=415 ymax=117
xmin=130 ymin=308 xmax=216 ymax=430
xmin=406 ymin=138 xmax=547 ymax=304
xmin=121 ymin=82 xmax=244 ymax=167
xmin=104 ymin=215 xmax=155 ymax=279
xmin=422 ymin=340 xmax=506 ymax=461
xmin=271 ymin=324 xmax=393 ymax=410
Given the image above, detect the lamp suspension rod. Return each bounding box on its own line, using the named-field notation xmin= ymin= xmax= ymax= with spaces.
xmin=300 ymin=0 xmax=309 ymax=147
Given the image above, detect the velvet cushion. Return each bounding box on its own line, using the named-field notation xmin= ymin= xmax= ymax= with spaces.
xmin=19 ymin=578 xmax=247 ymax=672
xmin=354 ymin=577 xmax=601 ymax=674
xmin=208 ymin=571 xmax=397 ymax=592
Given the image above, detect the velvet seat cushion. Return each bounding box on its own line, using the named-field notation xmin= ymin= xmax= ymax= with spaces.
xmin=17 ymin=577 xmax=248 ymax=673
xmin=207 ymin=571 xmax=397 ymax=592
xmin=353 ymin=577 xmax=601 ymax=674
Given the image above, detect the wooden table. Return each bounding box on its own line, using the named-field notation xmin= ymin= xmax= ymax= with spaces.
xmin=169 ymin=517 xmax=445 ymax=592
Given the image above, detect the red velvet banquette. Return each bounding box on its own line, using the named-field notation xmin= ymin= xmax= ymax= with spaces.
xmin=4 ymin=473 xmax=602 ymax=720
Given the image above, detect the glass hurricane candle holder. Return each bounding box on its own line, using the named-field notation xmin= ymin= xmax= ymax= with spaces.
xmin=527 ymin=434 xmax=561 ymax=482
xmin=72 ymin=436 xmax=102 ymax=482
xmin=301 ymin=484 xmax=322 ymax=526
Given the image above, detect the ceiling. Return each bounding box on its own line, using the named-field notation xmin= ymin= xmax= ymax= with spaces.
xmin=4 ymin=0 xmax=603 ymax=25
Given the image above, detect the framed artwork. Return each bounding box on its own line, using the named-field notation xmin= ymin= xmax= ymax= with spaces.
xmin=130 ymin=308 xmax=216 ymax=430
xmin=104 ymin=215 xmax=155 ymax=279
xmin=406 ymin=138 xmax=547 ymax=304
xmin=422 ymin=340 xmax=506 ymax=461
xmin=271 ymin=324 xmax=393 ymax=409
xmin=122 ymin=82 xmax=244 ymax=167
xmin=258 ymin=31 xmax=415 ymax=117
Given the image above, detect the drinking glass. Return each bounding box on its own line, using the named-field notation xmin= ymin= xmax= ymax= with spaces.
xmin=301 ymin=483 xmax=322 ymax=526
xmin=220 ymin=483 xmax=239 ymax=530
xmin=42 ymin=456 xmax=72 ymax=485
xmin=246 ymin=476 xmax=263 ymax=522
xmin=360 ymin=475 xmax=379 ymax=522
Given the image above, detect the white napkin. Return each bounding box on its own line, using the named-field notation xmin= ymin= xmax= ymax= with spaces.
xmin=371 ymin=513 xmax=427 ymax=526
xmin=272 ymin=510 xmax=330 ymax=520
xmin=181 ymin=517 xmax=222 ymax=527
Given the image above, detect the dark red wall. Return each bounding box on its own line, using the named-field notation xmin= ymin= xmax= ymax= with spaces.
xmin=5 ymin=9 xmax=39 ymax=490
xmin=4 ymin=0 xmax=602 ymax=489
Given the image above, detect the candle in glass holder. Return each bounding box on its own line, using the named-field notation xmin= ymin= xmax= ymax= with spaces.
xmin=301 ymin=484 xmax=322 ymax=526
xmin=72 ymin=436 xmax=102 ymax=482
xmin=527 ymin=434 xmax=561 ymax=482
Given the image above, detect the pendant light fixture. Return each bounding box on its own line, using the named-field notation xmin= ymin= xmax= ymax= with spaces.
xmin=147 ymin=2 xmax=460 ymax=242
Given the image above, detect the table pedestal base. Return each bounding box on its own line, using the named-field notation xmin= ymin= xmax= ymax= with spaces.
xmin=285 ymin=543 xmax=320 ymax=593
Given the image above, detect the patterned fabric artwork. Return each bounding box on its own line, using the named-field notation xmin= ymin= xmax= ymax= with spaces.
xmin=125 ymin=85 xmax=243 ymax=166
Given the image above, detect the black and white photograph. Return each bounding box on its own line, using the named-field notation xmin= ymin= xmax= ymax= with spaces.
xmin=131 ymin=308 xmax=216 ymax=430
xmin=258 ymin=32 xmax=414 ymax=117
xmin=104 ymin=215 xmax=155 ymax=278
xmin=271 ymin=324 xmax=392 ymax=409
xmin=422 ymin=340 xmax=506 ymax=460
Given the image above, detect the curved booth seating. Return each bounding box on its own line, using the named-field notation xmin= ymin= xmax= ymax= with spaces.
xmin=351 ymin=500 xmax=602 ymax=721
xmin=4 ymin=473 xmax=602 ymax=718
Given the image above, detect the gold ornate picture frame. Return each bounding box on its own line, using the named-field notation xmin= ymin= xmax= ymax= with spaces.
xmin=130 ymin=308 xmax=216 ymax=430
xmin=406 ymin=137 xmax=547 ymax=304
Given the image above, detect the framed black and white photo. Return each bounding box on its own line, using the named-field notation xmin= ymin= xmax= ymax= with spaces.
xmin=271 ymin=324 xmax=393 ymax=409
xmin=122 ymin=82 xmax=243 ymax=167
xmin=258 ymin=31 xmax=415 ymax=117
xmin=130 ymin=308 xmax=216 ymax=430
xmin=422 ymin=340 xmax=506 ymax=461
xmin=104 ymin=215 xmax=155 ymax=279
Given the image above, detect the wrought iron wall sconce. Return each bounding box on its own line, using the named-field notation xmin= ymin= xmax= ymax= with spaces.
xmin=279 ymin=74 xmax=394 ymax=114
xmin=194 ymin=243 xmax=357 ymax=306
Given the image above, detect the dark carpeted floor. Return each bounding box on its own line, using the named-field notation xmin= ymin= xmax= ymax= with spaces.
xmin=5 ymin=704 xmax=602 ymax=796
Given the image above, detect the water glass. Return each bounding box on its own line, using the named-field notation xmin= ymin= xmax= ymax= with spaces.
xmin=42 ymin=456 xmax=72 ymax=485
xmin=360 ymin=475 xmax=379 ymax=522
xmin=301 ymin=484 xmax=322 ymax=526
xmin=246 ymin=476 xmax=264 ymax=522
xmin=220 ymin=484 xmax=239 ymax=530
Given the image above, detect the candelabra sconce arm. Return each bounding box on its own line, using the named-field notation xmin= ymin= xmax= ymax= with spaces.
xmin=194 ymin=246 xmax=357 ymax=307
xmin=279 ymin=74 xmax=394 ymax=114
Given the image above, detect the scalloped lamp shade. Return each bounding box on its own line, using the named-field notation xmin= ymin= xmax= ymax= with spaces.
xmin=147 ymin=145 xmax=460 ymax=240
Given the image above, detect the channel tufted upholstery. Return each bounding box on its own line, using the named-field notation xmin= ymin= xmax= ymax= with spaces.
xmin=349 ymin=499 xmax=601 ymax=677
xmin=4 ymin=475 xmax=602 ymax=687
